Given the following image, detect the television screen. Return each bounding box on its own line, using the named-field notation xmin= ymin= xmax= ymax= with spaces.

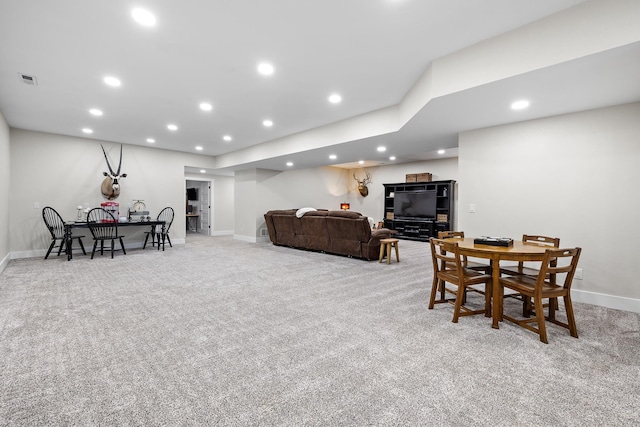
xmin=187 ymin=188 xmax=198 ymax=200
xmin=393 ymin=190 xmax=436 ymax=219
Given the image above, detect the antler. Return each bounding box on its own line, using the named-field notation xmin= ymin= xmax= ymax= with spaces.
xmin=116 ymin=144 xmax=123 ymax=176
xmin=363 ymin=171 xmax=372 ymax=185
xmin=353 ymin=171 xmax=372 ymax=185
xmin=101 ymin=144 xmax=115 ymax=176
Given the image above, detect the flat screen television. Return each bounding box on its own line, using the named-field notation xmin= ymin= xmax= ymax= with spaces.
xmin=393 ymin=190 xmax=437 ymax=219
xmin=187 ymin=188 xmax=198 ymax=200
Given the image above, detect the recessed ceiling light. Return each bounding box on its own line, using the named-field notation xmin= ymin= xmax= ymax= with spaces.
xmin=257 ymin=62 xmax=274 ymax=76
xmin=286 ymin=161 xmax=293 ymax=167
xmin=200 ymin=169 xmax=206 ymax=173
xmin=103 ymin=76 xmax=121 ymax=87
xmin=167 ymin=124 xmax=178 ymax=131
xmin=329 ymin=154 xmax=337 ymax=160
xmin=146 ymin=138 xmax=155 ymax=143
xmin=82 ymin=128 xmax=93 ymax=134
xmin=358 ymin=160 xmax=364 ymax=165
xmin=377 ymin=146 xmax=386 ymax=152
xmin=131 ymin=8 xmax=156 ymax=26
xmin=195 ymin=146 xmax=203 ymax=151
xmin=223 ymin=135 xmax=232 ymax=142
xmin=89 ymin=108 xmax=103 ymax=116
xmin=263 ymin=119 xmax=273 ymax=127
xmin=199 ymin=102 xmax=213 ymax=111
xmin=389 ymin=156 xmax=396 ymax=161
xmin=511 ymin=100 xmax=530 ymax=110
xmin=437 ymin=149 xmax=445 ymax=154
xmin=328 ymin=94 xmax=342 ymax=104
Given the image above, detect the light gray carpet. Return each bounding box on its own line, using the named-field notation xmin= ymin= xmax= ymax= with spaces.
xmin=0 ymin=235 xmax=638 ymax=426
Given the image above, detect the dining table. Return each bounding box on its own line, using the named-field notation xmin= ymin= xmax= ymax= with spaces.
xmin=63 ymin=219 xmax=166 ymax=261
xmin=444 ymin=237 xmax=555 ymax=329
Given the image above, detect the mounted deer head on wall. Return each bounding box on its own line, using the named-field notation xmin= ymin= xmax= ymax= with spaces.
xmin=100 ymin=144 xmax=127 ymax=200
xmin=353 ymin=170 xmax=372 ymax=197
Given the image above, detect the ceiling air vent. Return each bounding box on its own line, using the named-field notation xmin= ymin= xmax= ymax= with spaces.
xmin=19 ymin=73 xmax=38 ymax=86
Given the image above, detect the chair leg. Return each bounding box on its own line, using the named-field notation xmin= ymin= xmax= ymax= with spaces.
xmin=166 ymin=234 xmax=172 ymax=248
xmin=428 ymin=277 xmax=439 ymax=309
xmin=77 ymin=237 xmax=86 ymax=255
xmin=534 ymin=296 xmax=548 ymax=344
xmin=57 ymin=239 xmax=65 ymax=256
xmin=91 ymin=241 xmax=98 ymax=259
xmin=564 ymin=295 xmax=578 ymax=338
xmin=143 ymin=233 xmax=150 ymax=249
xmin=45 ymin=240 xmax=56 ymax=259
xmin=119 ymin=238 xmax=126 ymax=255
xmin=452 ymin=285 xmax=465 ymax=323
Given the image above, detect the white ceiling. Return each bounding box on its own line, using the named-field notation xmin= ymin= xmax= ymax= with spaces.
xmin=1 ymin=0 xmax=638 ymax=176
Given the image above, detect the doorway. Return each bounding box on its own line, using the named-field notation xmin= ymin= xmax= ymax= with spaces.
xmin=185 ymin=179 xmax=212 ymax=236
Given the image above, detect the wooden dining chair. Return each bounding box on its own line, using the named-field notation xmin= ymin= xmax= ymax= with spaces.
xmin=428 ymin=238 xmax=492 ymax=322
xmin=499 ymin=247 xmax=581 ymax=344
xmin=438 ymin=231 xmax=491 ymax=273
xmin=42 ymin=206 xmax=86 ymax=259
xmin=500 ymin=234 xmax=560 ymax=316
xmin=87 ymin=208 xmax=126 ymax=259
xmin=500 ymin=234 xmax=560 ymax=276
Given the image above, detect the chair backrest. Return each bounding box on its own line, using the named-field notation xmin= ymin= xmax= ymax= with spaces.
xmin=430 ymin=238 xmax=463 ymax=275
xmin=438 ymin=230 xmax=464 ymax=239
xmin=42 ymin=206 xmax=65 ymax=239
xmin=522 ymin=235 xmax=560 ymax=247
xmin=521 ymin=235 xmax=561 ymax=271
xmin=157 ymin=207 xmax=175 ymax=232
xmin=534 ymin=247 xmax=582 ymax=292
xmin=87 ymin=207 xmax=118 ymax=239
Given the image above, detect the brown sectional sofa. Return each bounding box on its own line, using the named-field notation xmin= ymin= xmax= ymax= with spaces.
xmin=264 ymin=209 xmax=393 ymax=260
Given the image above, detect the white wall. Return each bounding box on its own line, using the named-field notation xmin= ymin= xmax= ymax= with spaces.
xmin=0 ymin=111 xmax=10 ymax=270
xmin=459 ymin=102 xmax=640 ymax=310
xmin=9 ymin=129 xmax=216 ymax=255
xmin=212 ymin=176 xmax=234 ymax=235
xmin=232 ymin=159 xmax=459 ymax=242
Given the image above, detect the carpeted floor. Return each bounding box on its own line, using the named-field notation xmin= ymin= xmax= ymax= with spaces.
xmin=0 ymin=235 xmax=638 ymax=426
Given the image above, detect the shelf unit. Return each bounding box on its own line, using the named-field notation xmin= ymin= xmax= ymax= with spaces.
xmin=382 ymin=180 xmax=456 ymax=242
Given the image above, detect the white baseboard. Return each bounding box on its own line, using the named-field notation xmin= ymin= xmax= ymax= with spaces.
xmin=233 ymin=234 xmax=270 ymax=243
xmin=572 ymin=289 xmax=640 ymax=314
xmin=0 ymin=252 xmax=9 ymax=274
xmin=212 ymin=230 xmax=233 ymax=236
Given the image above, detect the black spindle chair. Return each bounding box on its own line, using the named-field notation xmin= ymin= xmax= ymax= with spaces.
xmin=87 ymin=208 xmax=126 ymax=259
xmin=42 ymin=206 xmax=86 ymax=259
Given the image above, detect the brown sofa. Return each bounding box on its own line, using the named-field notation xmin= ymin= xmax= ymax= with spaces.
xmin=264 ymin=209 xmax=393 ymax=260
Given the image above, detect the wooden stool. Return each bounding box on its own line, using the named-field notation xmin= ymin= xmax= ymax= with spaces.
xmin=379 ymin=238 xmax=400 ymax=264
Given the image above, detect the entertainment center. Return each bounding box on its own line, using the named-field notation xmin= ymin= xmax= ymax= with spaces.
xmin=382 ymin=180 xmax=455 ymax=241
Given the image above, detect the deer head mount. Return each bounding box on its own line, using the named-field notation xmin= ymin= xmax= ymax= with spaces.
xmin=353 ymin=171 xmax=372 ymax=197
xmin=100 ymin=144 xmax=127 ymax=200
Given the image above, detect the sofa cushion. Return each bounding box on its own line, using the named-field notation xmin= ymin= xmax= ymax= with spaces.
xmin=327 ymin=210 xmax=362 ymax=219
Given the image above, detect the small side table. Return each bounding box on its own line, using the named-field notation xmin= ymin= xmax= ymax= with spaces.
xmin=186 ymin=213 xmax=199 ymax=232
xmin=379 ymin=238 xmax=400 ymax=264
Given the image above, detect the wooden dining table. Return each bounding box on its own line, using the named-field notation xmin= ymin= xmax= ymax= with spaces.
xmin=444 ymin=237 xmax=554 ymax=329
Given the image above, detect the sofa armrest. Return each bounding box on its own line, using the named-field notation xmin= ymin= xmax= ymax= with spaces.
xmin=371 ymin=228 xmax=394 ymax=239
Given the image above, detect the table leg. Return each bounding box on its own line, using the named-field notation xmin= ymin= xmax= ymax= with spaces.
xmin=161 ymin=223 xmax=166 ymax=251
xmin=492 ymin=255 xmax=502 ymax=329
xmin=64 ymin=223 xmax=73 ymax=261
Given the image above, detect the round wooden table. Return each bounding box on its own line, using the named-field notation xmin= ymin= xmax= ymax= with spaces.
xmin=445 ymin=237 xmax=554 ymax=328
